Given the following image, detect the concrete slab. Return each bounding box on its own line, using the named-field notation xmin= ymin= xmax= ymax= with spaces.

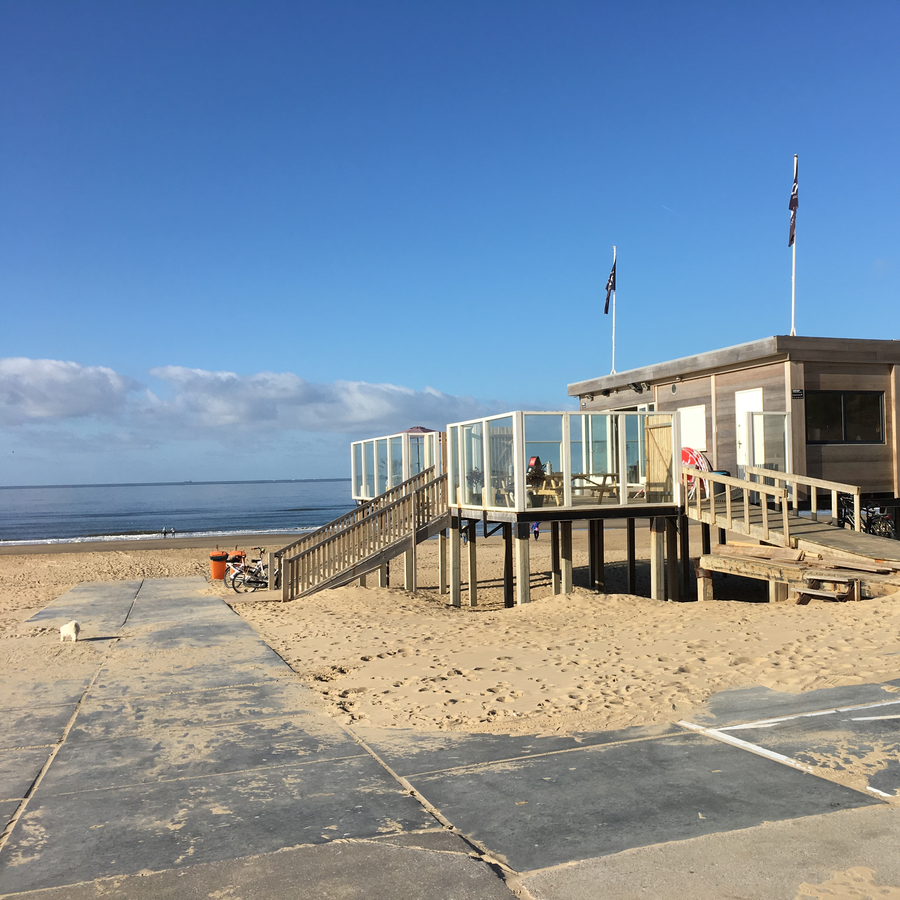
xmin=0 ymin=838 xmax=517 ymax=900
xmin=110 ymin=619 xmax=263 ymax=651
xmin=0 ymin=755 xmax=437 ymax=894
xmin=40 ymin=717 xmax=367 ymax=791
xmin=356 ymin=723 xmax=680 ymax=777
xmin=0 ymin=748 xmax=48 ymax=801
xmin=691 ymin=679 xmax=900 ymax=728
xmin=407 ymin=732 xmax=881 ymax=872
xmin=68 ymin=681 xmax=318 ymax=741
xmin=0 ymin=799 xmax=20 ymax=829
xmin=707 ymin=699 xmax=900 ymax=800
xmin=521 ymin=804 xmax=900 ymax=900
xmin=0 ymin=705 xmax=72 ymax=749
xmin=0 ymin=673 xmax=97 ymax=711
xmin=90 ymin=655 xmax=287 ymax=698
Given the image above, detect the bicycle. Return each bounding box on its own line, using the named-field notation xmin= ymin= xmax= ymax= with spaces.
xmin=231 ymin=547 xmax=280 ymax=593
xmin=223 ymin=550 xmax=247 ymax=589
xmin=836 ymin=495 xmax=895 ymax=538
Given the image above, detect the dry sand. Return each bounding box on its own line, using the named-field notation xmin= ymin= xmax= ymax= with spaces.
xmin=2 ymin=525 xmax=899 ymax=740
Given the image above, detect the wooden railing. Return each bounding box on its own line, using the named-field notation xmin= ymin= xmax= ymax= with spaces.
xmin=743 ymin=465 xmax=861 ymax=532
xmin=273 ymin=467 xmax=438 ymax=567
xmin=682 ymin=465 xmax=792 ymax=547
xmin=280 ymin=472 xmax=449 ymax=600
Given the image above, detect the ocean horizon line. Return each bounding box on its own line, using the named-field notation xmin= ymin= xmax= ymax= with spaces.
xmin=0 ymin=477 xmax=352 ymax=491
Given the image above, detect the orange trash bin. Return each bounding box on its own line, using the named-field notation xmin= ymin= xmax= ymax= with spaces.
xmin=209 ymin=551 xmax=228 ymax=580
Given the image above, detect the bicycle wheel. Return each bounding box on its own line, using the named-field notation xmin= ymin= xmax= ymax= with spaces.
xmin=870 ymin=516 xmax=895 ymax=539
xmin=231 ymin=572 xmax=257 ymax=594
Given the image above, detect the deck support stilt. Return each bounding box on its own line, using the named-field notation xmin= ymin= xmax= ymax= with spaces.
xmin=467 ymin=520 xmax=477 ymax=607
xmin=680 ymin=513 xmax=691 ymax=599
xmin=404 ymin=549 xmax=415 ymax=592
xmin=449 ymin=515 xmax=461 ymax=608
xmin=503 ymin=523 xmax=514 ymax=608
xmin=378 ymin=563 xmax=389 ymax=588
xmin=515 ymin=522 xmax=531 ymax=605
xmin=589 ymin=520 xmax=605 ymax=591
xmin=701 ymin=523 xmax=711 ymax=556
xmin=551 ymin=522 xmax=561 ymax=595
xmin=769 ymin=580 xmax=789 ymax=603
xmin=696 ymin=564 xmax=714 ymax=602
xmin=438 ymin=530 xmax=447 ymax=594
xmin=626 ymin=518 xmax=636 ymax=594
xmin=358 ymin=573 xmax=367 ymax=588
xmin=650 ymin=517 xmax=666 ymax=601
xmin=560 ymin=521 xmax=573 ymax=594
xmin=666 ymin=517 xmax=679 ymax=602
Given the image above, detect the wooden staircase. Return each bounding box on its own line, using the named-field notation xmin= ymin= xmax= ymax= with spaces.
xmin=274 ymin=467 xmax=449 ymax=600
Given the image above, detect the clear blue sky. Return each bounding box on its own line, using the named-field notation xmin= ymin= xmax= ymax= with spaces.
xmin=2 ymin=0 xmax=898 ymax=485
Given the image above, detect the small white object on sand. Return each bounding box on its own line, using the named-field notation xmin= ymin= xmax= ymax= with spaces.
xmin=60 ymin=620 xmax=80 ymax=642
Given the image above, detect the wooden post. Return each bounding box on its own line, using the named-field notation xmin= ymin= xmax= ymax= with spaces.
xmin=769 ymin=580 xmax=789 ymax=603
xmin=589 ymin=519 xmax=605 ymax=591
xmin=680 ymin=513 xmax=691 ymax=599
xmin=515 ymin=521 xmax=531 ymax=605
xmin=560 ymin=521 xmax=573 ymax=594
xmin=503 ymin=522 xmax=514 ymax=608
xmin=438 ymin=530 xmax=447 ymax=594
xmin=551 ymin=521 xmax=561 ymax=595
xmin=268 ymin=551 xmax=277 ymax=591
xmin=626 ymin=518 xmax=636 ymax=595
xmin=701 ymin=523 xmax=711 ymax=556
xmin=358 ymin=573 xmax=367 ymax=588
xmin=449 ymin=515 xmax=461 ymax=608
xmin=650 ymin=517 xmax=666 ymax=601
xmin=696 ymin=563 xmax=714 ymax=602
xmin=467 ymin=520 xmax=478 ymax=607
xmin=666 ymin=517 xmax=679 ymax=602
xmin=378 ymin=563 xmax=389 ymax=588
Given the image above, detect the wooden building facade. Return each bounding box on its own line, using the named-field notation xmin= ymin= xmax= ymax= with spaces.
xmin=568 ymin=336 xmax=900 ymax=497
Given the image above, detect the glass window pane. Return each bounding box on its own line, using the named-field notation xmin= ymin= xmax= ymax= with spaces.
xmin=462 ymin=423 xmax=484 ymax=507
xmin=353 ymin=444 xmax=363 ymax=497
xmin=364 ymin=442 xmax=375 ymax=498
xmin=448 ymin=425 xmax=459 ymax=501
xmin=844 ymin=393 xmax=883 ymax=442
xmin=524 ymin=415 xmax=562 ymax=508
xmin=806 ymin=392 xmax=843 ymax=443
xmin=486 ymin=416 xmax=515 ymax=508
xmin=376 ymin=439 xmax=388 ymax=495
xmin=409 ymin=436 xmax=425 ymax=474
xmin=390 ymin=436 xmax=403 ymax=486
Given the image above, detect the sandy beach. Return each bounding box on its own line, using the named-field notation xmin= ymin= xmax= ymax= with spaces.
xmin=3 ymin=526 xmax=899 ymax=741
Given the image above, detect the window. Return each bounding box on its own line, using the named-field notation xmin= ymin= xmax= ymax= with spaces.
xmin=678 ymin=405 xmax=707 ymax=451
xmin=806 ymin=391 xmax=884 ymax=444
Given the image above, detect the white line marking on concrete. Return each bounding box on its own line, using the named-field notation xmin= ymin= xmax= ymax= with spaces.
xmin=677 ymin=721 xmax=816 ymax=774
xmin=851 ymin=715 xmax=900 ymax=721
xmin=717 ymin=699 xmax=900 ymax=732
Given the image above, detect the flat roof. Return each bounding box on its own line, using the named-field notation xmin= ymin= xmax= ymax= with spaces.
xmin=567 ymin=335 xmax=900 ymax=398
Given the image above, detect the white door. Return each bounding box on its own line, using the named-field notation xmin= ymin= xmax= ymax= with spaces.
xmin=735 ymin=388 xmax=763 ymax=478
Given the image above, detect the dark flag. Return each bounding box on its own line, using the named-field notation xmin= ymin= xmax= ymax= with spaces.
xmin=604 ymin=258 xmax=616 ymax=314
xmin=788 ymin=156 xmax=798 ymax=247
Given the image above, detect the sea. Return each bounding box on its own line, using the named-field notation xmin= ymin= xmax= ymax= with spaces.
xmin=0 ymin=479 xmax=355 ymax=546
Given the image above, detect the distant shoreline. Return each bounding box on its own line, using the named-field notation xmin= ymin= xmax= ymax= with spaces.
xmin=0 ymin=532 xmax=305 ymax=556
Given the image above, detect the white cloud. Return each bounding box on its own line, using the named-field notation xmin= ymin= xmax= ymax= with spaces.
xmin=145 ymin=366 xmax=498 ymax=434
xmin=0 ymin=358 xmax=500 ymax=438
xmin=0 ymin=358 xmax=140 ymax=425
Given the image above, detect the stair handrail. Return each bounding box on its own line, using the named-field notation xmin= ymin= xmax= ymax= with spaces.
xmin=274 ymin=466 xmax=437 ymax=560
xmin=743 ymin=465 xmax=861 ymax=531
xmin=281 ymin=473 xmax=448 ymax=600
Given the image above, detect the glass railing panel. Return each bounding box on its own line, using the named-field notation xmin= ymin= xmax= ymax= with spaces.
xmin=571 ymin=413 xmax=620 ymax=505
xmin=524 ymin=414 xmax=563 ymax=509
xmin=353 ymin=443 xmax=363 ymax=498
xmin=390 ymin=436 xmax=403 ymax=487
xmin=485 ymin=416 xmax=515 ymax=508
xmin=461 ymin=422 xmax=485 ymax=507
xmin=364 ymin=441 xmax=375 ymax=498
xmin=376 ymin=439 xmax=388 ymax=495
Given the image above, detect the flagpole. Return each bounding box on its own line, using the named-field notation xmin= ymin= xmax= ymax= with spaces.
xmin=610 ymin=245 xmax=617 ymax=374
xmin=790 ymin=154 xmax=797 ymax=336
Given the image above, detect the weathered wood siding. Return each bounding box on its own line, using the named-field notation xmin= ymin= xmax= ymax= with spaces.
xmin=803 ymin=363 xmax=894 ymax=492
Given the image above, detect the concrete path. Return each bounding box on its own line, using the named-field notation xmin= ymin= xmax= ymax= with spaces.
xmin=1 ymin=578 xmax=899 ymax=899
